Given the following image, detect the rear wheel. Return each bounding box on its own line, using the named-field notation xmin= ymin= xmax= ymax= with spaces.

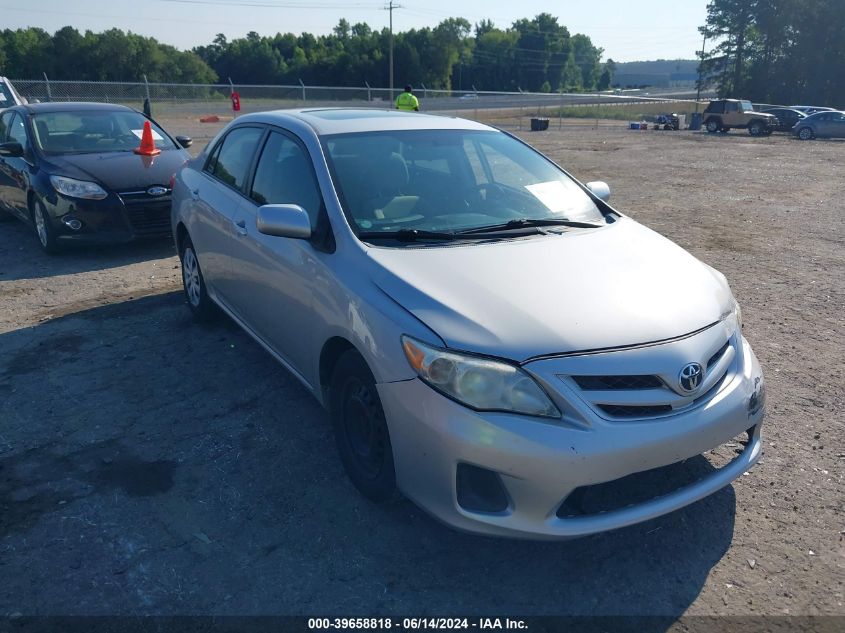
xmin=179 ymin=235 xmax=217 ymax=320
xmin=797 ymin=126 xmax=814 ymax=140
xmin=32 ymin=199 xmax=59 ymax=254
xmin=705 ymin=118 xmax=721 ymax=133
xmin=330 ymin=350 xmax=397 ymax=502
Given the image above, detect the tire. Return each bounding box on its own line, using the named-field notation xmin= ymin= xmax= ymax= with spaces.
xmin=748 ymin=120 xmax=764 ymax=136
xmin=31 ymin=198 xmax=59 ymax=254
xmin=179 ymin=235 xmax=217 ymax=320
xmin=705 ymin=118 xmax=721 ymax=133
xmin=329 ymin=350 xmax=397 ymax=502
xmin=797 ymin=127 xmax=814 ymax=140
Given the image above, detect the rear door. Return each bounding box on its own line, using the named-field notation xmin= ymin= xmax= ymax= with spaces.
xmin=182 ymin=125 xmax=264 ymax=303
xmin=829 ymin=112 xmax=845 ymax=138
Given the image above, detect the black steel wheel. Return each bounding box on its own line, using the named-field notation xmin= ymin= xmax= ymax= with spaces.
xmin=330 ymin=350 xmax=397 ymax=501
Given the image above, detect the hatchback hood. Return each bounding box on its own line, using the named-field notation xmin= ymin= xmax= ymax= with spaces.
xmin=369 ymin=218 xmax=733 ymax=362
xmin=45 ymin=149 xmax=188 ymax=192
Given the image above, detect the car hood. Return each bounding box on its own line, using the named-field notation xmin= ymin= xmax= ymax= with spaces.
xmin=368 ymin=218 xmax=733 ymax=362
xmin=45 ymin=149 xmax=189 ymax=191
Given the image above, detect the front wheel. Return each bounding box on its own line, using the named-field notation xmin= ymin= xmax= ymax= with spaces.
xmin=179 ymin=236 xmax=217 ymax=320
xmin=797 ymin=127 xmax=814 ymax=140
xmin=330 ymin=350 xmax=397 ymax=502
xmin=32 ymin=199 xmax=59 ymax=254
xmin=748 ymin=120 xmax=764 ymax=136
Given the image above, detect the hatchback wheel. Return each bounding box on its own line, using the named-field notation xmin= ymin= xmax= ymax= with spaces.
xmin=32 ymin=199 xmax=59 ymax=254
xmin=798 ymin=127 xmax=814 ymax=140
xmin=180 ymin=236 xmax=216 ymax=320
xmin=330 ymin=350 xmax=397 ymax=501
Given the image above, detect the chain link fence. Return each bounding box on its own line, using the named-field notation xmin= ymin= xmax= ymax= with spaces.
xmin=10 ymin=78 xmax=709 ymax=133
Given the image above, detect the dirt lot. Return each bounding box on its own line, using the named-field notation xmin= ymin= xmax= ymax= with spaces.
xmin=0 ymin=123 xmax=842 ymax=624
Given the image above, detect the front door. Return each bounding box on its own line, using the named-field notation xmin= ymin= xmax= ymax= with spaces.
xmin=0 ymin=111 xmax=32 ymax=219
xmin=226 ymin=129 xmax=326 ymax=382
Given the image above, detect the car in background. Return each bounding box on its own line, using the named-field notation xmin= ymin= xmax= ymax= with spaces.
xmin=458 ymin=93 xmax=479 ymax=100
xmin=0 ymin=102 xmax=192 ymax=253
xmin=790 ymin=105 xmax=835 ymax=115
xmin=0 ymin=77 xmax=26 ymax=109
xmin=703 ymin=99 xmax=777 ymax=135
xmin=762 ymin=107 xmax=806 ymax=132
xmin=171 ymin=108 xmax=765 ymax=539
xmin=792 ymin=110 xmax=845 ymax=140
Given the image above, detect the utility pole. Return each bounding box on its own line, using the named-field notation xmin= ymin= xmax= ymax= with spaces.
xmin=695 ymin=31 xmax=707 ymax=113
xmin=386 ymin=0 xmax=402 ymax=102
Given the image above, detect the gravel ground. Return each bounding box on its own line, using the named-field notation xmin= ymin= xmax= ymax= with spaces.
xmin=0 ymin=124 xmax=842 ymax=623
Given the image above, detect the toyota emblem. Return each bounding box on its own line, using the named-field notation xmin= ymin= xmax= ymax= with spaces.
xmin=678 ymin=362 xmax=704 ymax=393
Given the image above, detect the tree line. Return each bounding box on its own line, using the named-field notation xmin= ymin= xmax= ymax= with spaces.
xmin=0 ymin=14 xmax=613 ymax=93
xmin=701 ymin=0 xmax=844 ymax=107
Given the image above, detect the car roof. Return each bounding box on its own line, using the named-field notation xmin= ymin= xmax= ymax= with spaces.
xmin=230 ymin=107 xmax=494 ymax=136
xmin=20 ymin=101 xmax=137 ymax=114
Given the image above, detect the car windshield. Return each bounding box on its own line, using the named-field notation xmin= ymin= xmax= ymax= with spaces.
xmin=740 ymin=100 xmax=754 ymax=111
xmin=322 ymin=129 xmax=603 ymax=237
xmin=32 ymin=110 xmax=176 ymax=154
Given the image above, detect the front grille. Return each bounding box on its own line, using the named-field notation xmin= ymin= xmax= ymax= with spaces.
xmin=597 ymin=404 xmax=673 ymax=418
xmin=573 ymin=375 xmax=663 ymax=390
xmin=559 ymin=332 xmax=737 ymax=421
xmin=120 ymin=191 xmax=172 ymax=236
xmin=707 ymin=341 xmax=730 ymax=369
xmin=556 ymin=427 xmax=755 ymax=518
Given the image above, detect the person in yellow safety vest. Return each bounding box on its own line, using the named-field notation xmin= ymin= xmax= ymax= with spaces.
xmin=395 ymin=85 xmax=420 ymax=111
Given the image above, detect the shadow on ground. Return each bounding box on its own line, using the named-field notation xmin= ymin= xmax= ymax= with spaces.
xmin=0 ymin=293 xmax=737 ymax=622
xmin=0 ymin=216 xmax=175 ymax=282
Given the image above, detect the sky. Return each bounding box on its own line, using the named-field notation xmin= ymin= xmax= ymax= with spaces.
xmin=2 ymin=0 xmax=708 ymax=63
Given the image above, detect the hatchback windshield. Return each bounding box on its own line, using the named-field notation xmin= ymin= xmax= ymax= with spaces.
xmin=323 ymin=130 xmax=603 ymax=236
xmin=32 ymin=110 xmax=176 ymax=154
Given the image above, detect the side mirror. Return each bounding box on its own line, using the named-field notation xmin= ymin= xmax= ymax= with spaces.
xmin=586 ymin=181 xmax=611 ymax=202
xmin=256 ymin=204 xmax=311 ymax=239
xmin=0 ymin=142 xmax=24 ymax=158
xmin=176 ymin=135 xmax=193 ymax=149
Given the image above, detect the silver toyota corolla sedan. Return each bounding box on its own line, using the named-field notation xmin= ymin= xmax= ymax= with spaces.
xmin=172 ymin=109 xmax=765 ymax=539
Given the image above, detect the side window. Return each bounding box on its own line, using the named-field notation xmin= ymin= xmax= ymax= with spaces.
xmin=250 ymin=131 xmax=322 ymax=228
xmin=7 ymin=114 xmax=31 ymax=155
xmin=208 ymin=126 xmax=263 ymax=191
xmin=0 ymin=111 xmax=12 ymax=142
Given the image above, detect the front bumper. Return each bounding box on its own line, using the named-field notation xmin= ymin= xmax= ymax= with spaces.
xmin=44 ymin=191 xmax=172 ymax=244
xmin=377 ymin=335 xmax=765 ymax=540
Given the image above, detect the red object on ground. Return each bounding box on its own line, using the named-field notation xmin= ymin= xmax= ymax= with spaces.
xmin=134 ymin=121 xmax=161 ymax=156
xmin=199 ymin=115 xmax=220 ymax=123
xmin=231 ymin=91 xmax=241 ymax=112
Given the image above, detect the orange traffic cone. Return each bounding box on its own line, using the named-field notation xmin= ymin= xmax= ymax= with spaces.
xmin=134 ymin=121 xmax=161 ymax=156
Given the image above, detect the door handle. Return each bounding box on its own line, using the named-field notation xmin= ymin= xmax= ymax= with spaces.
xmin=235 ymin=219 xmax=247 ymax=236
xmin=190 ymin=188 xmax=200 ymax=201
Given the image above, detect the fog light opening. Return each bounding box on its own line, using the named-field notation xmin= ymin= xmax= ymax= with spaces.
xmin=62 ymin=216 xmax=83 ymax=231
xmin=456 ymin=463 xmax=509 ymax=514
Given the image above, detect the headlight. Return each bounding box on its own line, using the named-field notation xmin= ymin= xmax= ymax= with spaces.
xmin=50 ymin=175 xmax=108 ymax=200
xmin=401 ymin=336 xmax=560 ymax=418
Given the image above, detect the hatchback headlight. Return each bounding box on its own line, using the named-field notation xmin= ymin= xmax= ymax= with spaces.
xmin=50 ymin=175 xmax=108 ymax=200
xmin=401 ymin=336 xmax=560 ymax=418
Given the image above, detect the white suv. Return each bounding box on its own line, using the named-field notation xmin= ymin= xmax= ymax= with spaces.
xmin=0 ymin=78 xmax=26 ymax=110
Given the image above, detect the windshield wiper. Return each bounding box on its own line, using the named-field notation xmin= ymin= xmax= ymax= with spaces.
xmin=457 ymin=217 xmax=603 ymax=234
xmin=357 ymin=229 xmax=459 ymax=242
